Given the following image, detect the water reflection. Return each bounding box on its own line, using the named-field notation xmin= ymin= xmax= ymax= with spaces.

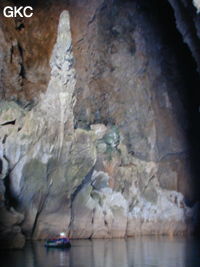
xmin=1 ymin=236 xmax=200 ymax=267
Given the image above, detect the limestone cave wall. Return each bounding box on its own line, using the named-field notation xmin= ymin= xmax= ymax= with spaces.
xmin=0 ymin=0 xmax=199 ymax=248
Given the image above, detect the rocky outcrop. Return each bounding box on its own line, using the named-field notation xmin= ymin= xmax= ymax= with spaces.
xmin=0 ymin=0 xmax=199 ymax=247
xmin=0 ymin=156 xmax=25 ymax=249
xmin=70 ymin=129 xmax=191 ymax=238
xmin=0 ymin=10 xmax=93 ymax=240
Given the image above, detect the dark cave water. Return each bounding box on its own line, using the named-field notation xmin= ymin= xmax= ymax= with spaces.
xmin=0 ymin=237 xmax=200 ymax=267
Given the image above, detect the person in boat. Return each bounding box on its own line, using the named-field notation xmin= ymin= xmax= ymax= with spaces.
xmin=45 ymin=232 xmax=71 ymax=247
xmin=58 ymin=232 xmax=70 ymax=243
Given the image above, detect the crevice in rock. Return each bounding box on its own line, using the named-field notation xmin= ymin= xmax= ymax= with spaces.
xmin=15 ymin=19 xmax=25 ymax=32
xmin=31 ymin=194 xmax=46 ymax=239
xmin=167 ymin=0 xmax=200 ymax=72
xmin=31 ymin=180 xmax=53 ymax=238
xmin=89 ymin=208 xmax=96 ymax=239
xmin=18 ymin=43 xmax=26 ymax=80
xmin=4 ymin=173 xmax=18 ymax=209
xmin=71 ymin=166 xmax=95 ymax=203
xmin=1 ymin=120 xmax=16 ymax=126
xmin=69 ymin=166 xmax=95 ymax=236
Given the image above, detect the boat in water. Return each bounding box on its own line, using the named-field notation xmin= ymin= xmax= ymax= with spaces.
xmin=45 ymin=232 xmax=71 ymax=248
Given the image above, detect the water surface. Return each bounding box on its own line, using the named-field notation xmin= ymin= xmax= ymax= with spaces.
xmin=0 ymin=236 xmax=200 ymax=267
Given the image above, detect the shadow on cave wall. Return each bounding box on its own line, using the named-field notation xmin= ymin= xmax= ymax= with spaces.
xmin=134 ymin=0 xmax=200 ymax=232
xmin=137 ymin=0 xmax=199 ymax=185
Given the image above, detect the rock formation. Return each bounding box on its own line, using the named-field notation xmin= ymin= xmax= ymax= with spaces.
xmin=0 ymin=0 xmax=199 ymax=248
xmin=0 ymin=156 xmax=25 ymax=249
